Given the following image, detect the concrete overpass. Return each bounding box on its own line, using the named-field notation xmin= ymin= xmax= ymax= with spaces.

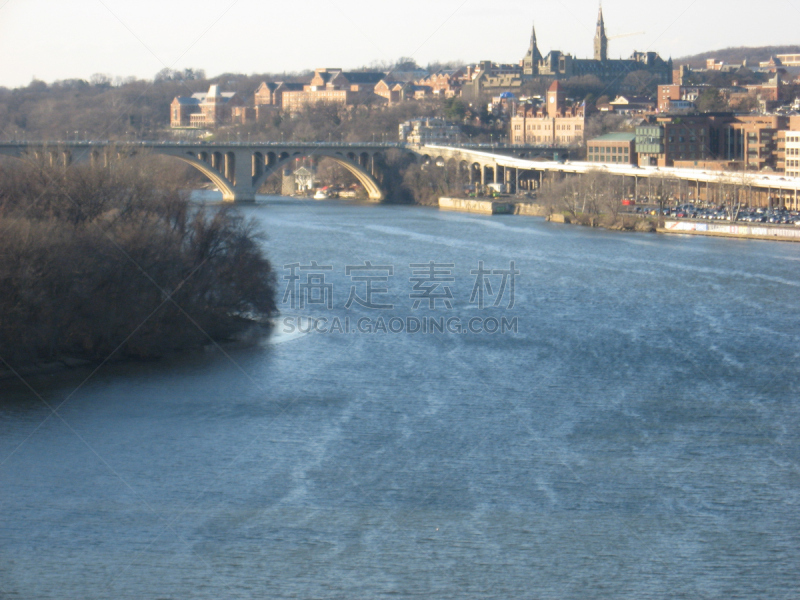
xmin=421 ymin=145 xmax=800 ymax=209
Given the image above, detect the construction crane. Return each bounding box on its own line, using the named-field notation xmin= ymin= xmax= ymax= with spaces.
xmin=607 ymin=31 xmax=645 ymax=41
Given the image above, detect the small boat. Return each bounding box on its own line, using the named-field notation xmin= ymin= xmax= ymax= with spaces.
xmin=313 ymin=189 xmax=330 ymax=200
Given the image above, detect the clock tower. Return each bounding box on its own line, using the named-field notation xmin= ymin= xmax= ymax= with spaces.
xmin=546 ymin=80 xmax=565 ymax=116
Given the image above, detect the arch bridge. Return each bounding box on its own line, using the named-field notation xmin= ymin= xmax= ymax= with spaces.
xmin=0 ymin=141 xmax=415 ymax=203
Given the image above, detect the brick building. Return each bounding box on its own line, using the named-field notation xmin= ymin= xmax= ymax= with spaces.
xmin=635 ymin=113 xmax=794 ymax=170
xmin=280 ymin=68 xmax=385 ymax=113
xmin=170 ymin=85 xmax=244 ymax=128
xmin=414 ymin=70 xmax=464 ymax=98
xmin=374 ymin=80 xmax=414 ymax=105
xmin=635 ymin=115 xmax=714 ymax=167
xmin=657 ymin=83 xmax=704 ymax=112
xmin=721 ymin=115 xmax=788 ymax=171
xmin=510 ymin=81 xmax=588 ymax=145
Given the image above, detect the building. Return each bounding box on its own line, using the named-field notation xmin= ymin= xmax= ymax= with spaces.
xmin=635 ymin=114 xmax=715 ymax=167
xmin=776 ymin=54 xmax=800 ymax=67
xmin=586 ymin=133 xmax=636 ymax=164
xmin=720 ymin=115 xmax=788 ymax=171
xmin=461 ymin=61 xmax=523 ymax=99
xmin=490 ymin=92 xmax=519 ymax=118
xmin=399 ymin=118 xmax=461 ymax=145
xmin=704 ymin=58 xmax=746 ymax=73
xmin=510 ymin=81 xmax=588 ymax=145
xmin=519 ymin=6 xmax=672 ymax=84
xmin=778 ymin=117 xmax=800 ymax=176
xmin=170 ymin=85 xmax=244 ymax=128
xmin=374 ymin=79 xmax=414 ymax=105
xmin=279 ymin=68 xmax=385 ymax=113
xmin=414 ymin=70 xmax=464 ymax=98
xmin=606 ymin=95 xmax=656 ymax=114
xmin=231 ymin=106 xmax=255 ymax=125
xmin=657 ymin=83 xmax=704 ymax=112
xmin=635 ymin=113 xmax=792 ymax=170
xmin=254 ymin=81 xmax=281 ymax=107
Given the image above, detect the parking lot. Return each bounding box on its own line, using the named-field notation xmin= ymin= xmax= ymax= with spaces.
xmin=626 ymin=202 xmax=800 ymax=225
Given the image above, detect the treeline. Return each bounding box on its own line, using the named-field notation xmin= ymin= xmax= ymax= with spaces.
xmin=0 ymin=156 xmax=277 ymax=367
xmin=0 ymin=69 xmax=314 ymax=141
xmin=0 ymin=74 xmax=500 ymax=145
xmin=372 ymin=150 xmax=472 ymax=205
xmin=677 ymin=46 xmax=800 ymax=69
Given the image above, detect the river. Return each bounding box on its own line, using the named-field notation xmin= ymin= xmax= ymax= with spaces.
xmin=1 ymin=196 xmax=799 ymax=599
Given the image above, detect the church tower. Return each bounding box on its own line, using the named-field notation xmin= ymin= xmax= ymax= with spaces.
xmin=594 ymin=4 xmax=608 ymax=61
xmin=523 ymin=23 xmax=542 ymax=78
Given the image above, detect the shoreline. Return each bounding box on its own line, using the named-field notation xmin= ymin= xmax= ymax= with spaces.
xmin=435 ymin=196 xmax=800 ymax=242
xmin=657 ymin=227 xmax=800 ymax=243
xmin=0 ymin=321 xmax=274 ymax=385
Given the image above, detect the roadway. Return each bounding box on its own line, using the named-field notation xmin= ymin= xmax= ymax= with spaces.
xmin=423 ymin=145 xmax=800 ymax=194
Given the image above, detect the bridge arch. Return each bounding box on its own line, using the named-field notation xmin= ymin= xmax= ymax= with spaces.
xmin=252 ymin=150 xmax=384 ymax=201
xmin=168 ymin=153 xmax=237 ymax=200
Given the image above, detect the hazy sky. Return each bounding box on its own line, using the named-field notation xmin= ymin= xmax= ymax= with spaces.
xmin=0 ymin=0 xmax=796 ymax=88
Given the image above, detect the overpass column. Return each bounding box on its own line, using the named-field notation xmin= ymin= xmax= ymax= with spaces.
xmin=228 ymin=149 xmax=257 ymax=202
xmin=224 ymin=153 xmax=235 ymax=183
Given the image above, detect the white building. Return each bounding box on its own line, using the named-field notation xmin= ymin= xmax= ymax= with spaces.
xmin=399 ymin=118 xmax=461 ymax=145
xmin=782 ymin=130 xmax=800 ymax=177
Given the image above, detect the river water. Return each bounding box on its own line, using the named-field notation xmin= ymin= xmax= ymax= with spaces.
xmin=2 ymin=196 xmax=799 ymax=599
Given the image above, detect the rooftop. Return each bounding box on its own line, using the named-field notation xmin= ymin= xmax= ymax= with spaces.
xmin=591 ymin=133 xmax=636 ymax=142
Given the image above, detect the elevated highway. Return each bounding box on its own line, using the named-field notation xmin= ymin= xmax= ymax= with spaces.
xmin=421 ymin=145 xmax=800 ymax=208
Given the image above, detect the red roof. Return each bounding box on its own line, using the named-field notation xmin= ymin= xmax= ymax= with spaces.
xmin=548 ymin=80 xmax=562 ymax=92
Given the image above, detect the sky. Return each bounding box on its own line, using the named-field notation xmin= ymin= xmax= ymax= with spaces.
xmin=0 ymin=0 xmax=797 ymax=88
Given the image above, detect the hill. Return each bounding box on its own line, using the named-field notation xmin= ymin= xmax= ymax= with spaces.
xmin=676 ymin=46 xmax=800 ymax=68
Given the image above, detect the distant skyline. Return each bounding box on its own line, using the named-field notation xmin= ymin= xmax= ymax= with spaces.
xmin=0 ymin=0 xmax=798 ymax=88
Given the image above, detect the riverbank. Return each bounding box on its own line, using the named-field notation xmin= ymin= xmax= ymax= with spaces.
xmin=548 ymin=212 xmax=657 ymax=233
xmin=0 ymin=320 xmax=274 ymax=384
xmin=659 ymin=220 xmax=800 ymax=243
xmin=438 ymin=197 xmax=549 ymax=216
xmin=437 ymin=197 xmax=657 ymax=233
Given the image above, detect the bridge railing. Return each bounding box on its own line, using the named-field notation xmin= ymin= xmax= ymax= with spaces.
xmin=0 ymin=140 xmax=566 ymax=150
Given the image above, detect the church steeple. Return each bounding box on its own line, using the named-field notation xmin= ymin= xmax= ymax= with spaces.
xmin=523 ymin=22 xmax=542 ymax=77
xmin=594 ymin=4 xmax=608 ymax=61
